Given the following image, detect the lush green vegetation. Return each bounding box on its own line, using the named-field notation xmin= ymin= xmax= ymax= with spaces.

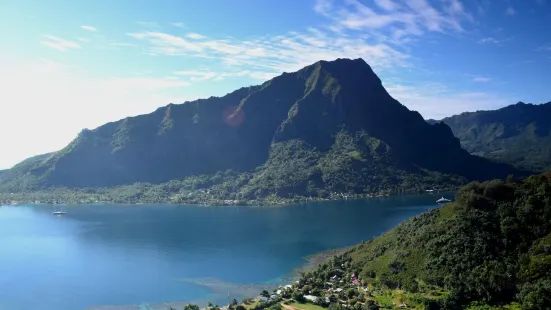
xmin=221 ymin=172 xmax=550 ymax=309
xmin=0 ymin=58 xmax=522 ymax=204
xmin=160 ymin=172 xmax=551 ymax=310
xmin=329 ymin=172 xmax=551 ymax=309
xmin=434 ymin=101 xmax=551 ymax=172
xmin=0 ymin=132 xmax=468 ymax=205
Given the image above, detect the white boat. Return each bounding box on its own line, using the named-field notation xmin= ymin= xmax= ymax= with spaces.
xmin=52 ymin=206 xmax=66 ymax=215
xmin=436 ymin=197 xmax=452 ymax=204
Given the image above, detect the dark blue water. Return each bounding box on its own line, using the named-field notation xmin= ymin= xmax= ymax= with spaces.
xmin=0 ymin=194 xmax=445 ymax=310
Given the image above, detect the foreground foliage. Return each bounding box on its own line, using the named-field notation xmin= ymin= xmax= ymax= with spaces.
xmin=332 ymin=172 xmax=551 ymax=309
xmin=178 ymin=172 xmax=551 ymax=310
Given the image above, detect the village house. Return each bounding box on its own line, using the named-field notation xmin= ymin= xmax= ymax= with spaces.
xmin=303 ymin=295 xmax=318 ymax=303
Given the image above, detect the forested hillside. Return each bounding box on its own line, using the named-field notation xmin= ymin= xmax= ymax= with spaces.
xmin=434 ymin=102 xmax=551 ymax=172
xmin=301 ymin=172 xmax=551 ymax=309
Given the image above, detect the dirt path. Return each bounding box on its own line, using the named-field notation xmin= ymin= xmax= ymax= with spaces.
xmin=280 ymin=303 xmax=299 ymax=310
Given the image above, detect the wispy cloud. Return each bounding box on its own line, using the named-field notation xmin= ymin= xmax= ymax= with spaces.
xmin=472 ymin=76 xmax=492 ymax=82
xmin=173 ymin=70 xmax=217 ymax=81
xmin=186 ymin=33 xmax=206 ymax=40
xmin=106 ymin=77 xmax=190 ymax=91
xmin=40 ymin=35 xmax=81 ymax=52
xmin=478 ymin=37 xmax=500 ymax=44
xmin=37 ymin=0 xmax=512 ymax=121
xmin=374 ymin=0 xmax=399 ymax=11
xmin=315 ymin=0 xmax=474 ymax=43
xmin=124 ymin=0 xmax=486 ymax=90
xmin=172 ymin=69 xmax=279 ymax=82
xmin=536 ymin=45 xmax=551 ymax=52
xmin=478 ymin=36 xmax=513 ymax=46
xmin=505 ymin=6 xmax=516 ymax=16
xmin=171 ymin=22 xmax=185 ymax=28
xmin=384 ymin=81 xmax=513 ymax=119
xmin=80 ymin=25 xmax=97 ymax=32
xmin=507 ymin=59 xmax=535 ymax=67
xmin=128 ymin=29 xmax=409 ymax=76
xmin=108 ymin=41 xmax=139 ymax=48
xmin=136 ymin=21 xmax=161 ymax=28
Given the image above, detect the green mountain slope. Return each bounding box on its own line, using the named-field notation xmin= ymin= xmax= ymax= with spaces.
xmin=0 ymin=58 xmax=523 ymax=203
xmin=433 ymin=102 xmax=551 ymax=172
xmin=298 ymin=172 xmax=551 ymax=309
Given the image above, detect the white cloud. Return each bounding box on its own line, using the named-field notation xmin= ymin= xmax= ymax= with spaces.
xmin=124 ymin=1 xmax=479 ymax=79
xmin=478 ymin=36 xmax=513 ymax=46
xmin=128 ymin=32 xmax=203 ymax=53
xmin=476 ymin=4 xmax=485 ymax=15
xmin=136 ymin=21 xmax=161 ymax=28
xmin=478 ymin=37 xmax=500 ymax=44
xmin=106 ymin=77 xmax=189 ymax=90
xmin=173 ymin=69 xmax=278 ymax=82
xmin=173 ymin=70 xmax=217 ymax=81
xmin=445 ymin=0 xmax=474 ymax=23
xmin=80 ymin=25 xmax=97 ymax=32
xmin=186 ymin=33 xmax=206 ymax=40
xmin=312 ymin=0 xmax=474 ymax=46
xmin=374 ymin=0 xmax=399 ymax=11
xmin=108 ymin=41 xmax=138 ymax=48
xmin=171 ymin=22 xmax=186 ymax=28
xmin=314 ymin=0 xmax=332 ymax=15
xmin=384 ymin=81 xmax=514 ymax=119
xmin=472 ymin=76 xmax=492 ymax=82
xmin=536 ymin=45 xmax=551 ymax=52
xmin=128 ymin=29 xmax=409 ymax=77
xmin=505 ymin=6 xmax=516 ymax=16
xmin=40 ymin=35 xmax=81 ymax=52
xmin=0 ymin=58 xmax=196 ymax=169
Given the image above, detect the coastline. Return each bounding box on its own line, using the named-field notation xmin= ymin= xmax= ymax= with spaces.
xmin=0 ymin=187 xmax=458 ymax=208
xmin=3 ymin=193 xmax=447 ymax=310
xmin=86 ymin=245 xmax=354 ymax=310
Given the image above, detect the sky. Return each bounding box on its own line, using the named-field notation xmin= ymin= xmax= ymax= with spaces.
xmin=0 ymin=0 xmax=550 ymax=169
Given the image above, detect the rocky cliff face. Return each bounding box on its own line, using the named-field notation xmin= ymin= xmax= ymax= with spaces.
xmin=0 ymin=58 xmax=520 ymax=194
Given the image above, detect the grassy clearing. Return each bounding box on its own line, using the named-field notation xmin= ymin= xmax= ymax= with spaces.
xmin=287 ymin=302 xmax=326 ymax=310
xmin=243 ymin=301 xmax=260 ymax=310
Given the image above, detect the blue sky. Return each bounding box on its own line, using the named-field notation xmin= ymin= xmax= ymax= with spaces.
xmin=0 ymin=0 xmax=550 ymax=169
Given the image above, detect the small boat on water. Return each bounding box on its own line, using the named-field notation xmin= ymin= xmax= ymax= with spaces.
xmin=52 ymin=206 xmax=66 ymax=215
xmin=436 ymin=197 xmax=452 ymax=204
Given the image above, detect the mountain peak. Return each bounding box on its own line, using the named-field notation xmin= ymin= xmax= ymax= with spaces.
xmin=0 ymin=58 xmax=520 ymax=193
xmin=293 ymin=58 xmax=376 ymax=82
xmin=314 ymin=58 xmax=376 ymax=77
xmin=316 ymin=57 xmax=369 ymax=66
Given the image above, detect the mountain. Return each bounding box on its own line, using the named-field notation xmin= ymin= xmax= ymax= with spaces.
xmin=298 ymin=172 xmax=551 ymax=309
xmin=434 ymin=102 xmax=551 ymax=172
xmin=0 ymin=58 xmax=523 ymax=203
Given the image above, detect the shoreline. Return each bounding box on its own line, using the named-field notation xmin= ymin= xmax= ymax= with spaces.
xmin=86 ymin=245 xmax=354 ymax=310
xmin=1 ymin=188 xmax=457 ymax=208
xmin=5 ymin=194 xmax=446 ymax=310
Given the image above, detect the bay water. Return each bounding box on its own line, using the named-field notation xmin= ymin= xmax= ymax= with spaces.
xmin=0 ymin=194 xmax=446 ymax=310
